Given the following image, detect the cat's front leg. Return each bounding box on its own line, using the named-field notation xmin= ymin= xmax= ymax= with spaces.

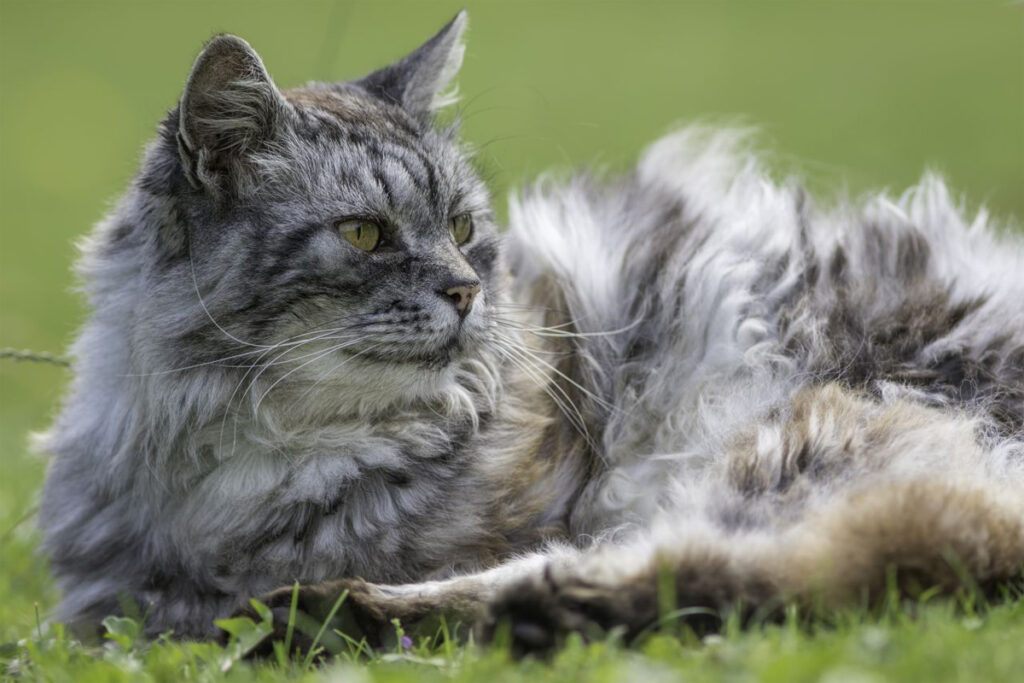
xmin=231 ymin=578 xmax=405 ymax=657
xmin=481 ymin=545 xmax=767 ymax=657
xmin=231 ymin=547 xmax=583 ymax=657
xmin=231 ymin=577 xmax=488 ymax=657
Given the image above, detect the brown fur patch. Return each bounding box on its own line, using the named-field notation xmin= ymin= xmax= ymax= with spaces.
xmin=483 ymin=385 xmax=1024 ymax=653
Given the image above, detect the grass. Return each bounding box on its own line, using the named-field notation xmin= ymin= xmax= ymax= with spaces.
xmin=5 ymin=591 xmax=1024 ymax=681
xmin=1 ymin=0 xmax=1022 ymax=680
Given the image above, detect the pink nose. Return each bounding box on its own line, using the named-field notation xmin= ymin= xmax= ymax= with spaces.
xmin=443 ymin=282 xmax=481 ymax=317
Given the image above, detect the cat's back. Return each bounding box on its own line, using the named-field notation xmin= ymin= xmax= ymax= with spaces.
xmin=505 ymin=127 xmax=1024 ymax=529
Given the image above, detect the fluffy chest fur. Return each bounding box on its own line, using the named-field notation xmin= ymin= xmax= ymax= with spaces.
xmin=173 ymin=410 xmax=488 ymax=583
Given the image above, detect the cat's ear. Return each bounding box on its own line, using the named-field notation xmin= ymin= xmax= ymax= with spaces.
xmin=177 ymin=35 xmax=288 ymax=192
xmin=356 ymin=10 xmax=468 ymax=120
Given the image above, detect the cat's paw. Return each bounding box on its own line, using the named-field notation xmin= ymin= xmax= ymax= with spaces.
xmin=481 ymin=567 xmax=657 ymax=658
xmin=224 ymin=578 xmax=392 ymax=659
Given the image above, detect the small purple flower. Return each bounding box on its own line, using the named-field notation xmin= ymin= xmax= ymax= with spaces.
xmin=401 ymin=635 xmax=413 ymax=650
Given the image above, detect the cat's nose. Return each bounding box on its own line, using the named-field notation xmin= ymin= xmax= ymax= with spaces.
xmin=440 ymin=280 xmax=482 ymax=317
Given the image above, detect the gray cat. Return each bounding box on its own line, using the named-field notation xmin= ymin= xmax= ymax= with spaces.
xmin=39 ymin=12 xmax=1024 ymax=652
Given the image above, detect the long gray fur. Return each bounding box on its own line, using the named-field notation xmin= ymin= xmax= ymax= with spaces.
xmin=38 ymin=12 xmax=1024 ymax=645
xmin=39 ymin=13 xmax=520 ymax=637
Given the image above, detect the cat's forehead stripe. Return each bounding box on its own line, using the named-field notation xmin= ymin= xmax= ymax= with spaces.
xmin=380 ymin=142 xmax=432 ymax=197
xmin=358 ymin=140 xmax=447 ymax=219
xmin=285 ymin=89 xmax=451 ymax=214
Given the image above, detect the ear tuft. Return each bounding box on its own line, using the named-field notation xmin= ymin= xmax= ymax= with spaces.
xmin=357 ymin=10 xmax=468 ymax=119
xmin=178 ymin=35 xmax=287 ymax=192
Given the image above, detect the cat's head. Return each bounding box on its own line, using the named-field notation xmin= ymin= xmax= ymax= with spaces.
xmin=125 ymin=12 xmax=502 ymax=410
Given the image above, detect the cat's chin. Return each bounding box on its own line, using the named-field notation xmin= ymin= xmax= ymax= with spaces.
xmin=368 ymin=344 xmax=463 ymax=369
xmin=298 ymin=341 xmax=476 ymax=395
xmin=357 ymin=330 xmax=482 ymax=370
xmin=309 ymin=355 xmax=484 ymax=415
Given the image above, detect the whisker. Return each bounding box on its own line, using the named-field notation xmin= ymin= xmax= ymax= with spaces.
xmin=490 ymin=316 xmax=579 ymax=332
xmin=492 ymin=336 xmax=587 ymax=423
xmin=295 ymin=342 xmax=388 ymax=403
xmin=253 ymin=338 xmax=368 ymax=413
xmin=491 ymin=315 xmax=643 ymax=339
xmin=299 ymin=339 xmax=391 ymax=401
xmin=491 ymin=330 xmax=616 ymax=414
xmin=493 ymin=339 xmax=597 ymax=451
xmin=219 ymin=342 xmax=282 ymax=456
xmin=189 ymin=250 xmax=270 ymax=349
xmin=242 ymin=332 xmax=362 ymax=399
xmin=125 ymin=324 xmax=363 ymax=377
xmin=218 ymin=328 xmax=363 ymax=454
xmin=491 ymin=302 xmax=571 ymax=314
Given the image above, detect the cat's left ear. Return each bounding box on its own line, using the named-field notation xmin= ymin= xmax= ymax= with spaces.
xmin=356 ymin=10 xmax=468 ymax=120
xmin=177 ymin=35 xmax=289 ymax=194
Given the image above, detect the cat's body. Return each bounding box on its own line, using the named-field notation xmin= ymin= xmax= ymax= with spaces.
xmin=39 ymin=13 xmax=1024 ymax=648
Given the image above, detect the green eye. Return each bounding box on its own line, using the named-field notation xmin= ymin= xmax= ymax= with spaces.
xmin=448 ymin=214 xmax=473 ymax=245
xmin=338 ymin=220 xmax=381 ymax=251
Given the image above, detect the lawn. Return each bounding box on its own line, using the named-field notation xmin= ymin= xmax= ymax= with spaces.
xmin=5 ymin=597 xmax=1024 ymax=682
xmin=1 ymin=0 xmax=1022 ymax=680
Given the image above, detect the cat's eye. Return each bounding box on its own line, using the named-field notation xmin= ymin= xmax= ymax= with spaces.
xmin=338 ymin=220 xmax=381 ymax=251
xmin=448 ymin=214 xmax=473 ymax=245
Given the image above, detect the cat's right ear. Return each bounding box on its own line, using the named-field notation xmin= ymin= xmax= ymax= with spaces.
xmin=355 ymin=11 xmax=468 ymax=122
xmin=177 ymin=35 xmax=288 ymax=193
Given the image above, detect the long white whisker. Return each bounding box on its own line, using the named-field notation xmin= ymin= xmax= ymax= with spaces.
xmin=223 ymin=335 xmax=367 ymax=459
xmin=491 ymin=315 xmax=644 ymax=339
xmin=493 ymin=336 xmax=594 ymax=441
xmin=241 ymin=332 xmax=363 ymax=401
xmin=490 ymin=302 xmax=572 ymax=315
xmin=295 ymin=342 xmax=387 ymax=403
xmin=491 ymin=316 xmax=579 ymax=331
xmin=189 ymin=251 xmax=271 ymax=349
xmin=219 ymin=332 xmax=343 ymax=454
xmin=492 ymin=329 xmax=617 ymax=414
xmin=219 ymin=343 xmax=280 ymax=456
xmin=126 ymin=324 xmax=363 ymax=377
xmin=253 ymin=338 xmax=368 ymax=413
xmin=217 ymin=324 xmax=368 ymax=455
xmin=495 ymin=340 xmax=596 ymax=450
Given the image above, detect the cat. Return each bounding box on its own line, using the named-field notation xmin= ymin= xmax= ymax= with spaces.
xmin=38 ymin=11 xmax=1024 ymax=654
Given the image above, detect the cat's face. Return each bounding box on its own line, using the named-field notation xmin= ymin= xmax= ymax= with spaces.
xmin=154 ymin=14 xmax=501 ymax=399
xmin=191 ymin=83 xmax=498 ymax=370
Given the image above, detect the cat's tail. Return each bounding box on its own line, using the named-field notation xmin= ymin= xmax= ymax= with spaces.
xmin=484 ymin=472 xmax=1024 ymax=655
xmin=483 ymin=383 xmax=1024 ymax=654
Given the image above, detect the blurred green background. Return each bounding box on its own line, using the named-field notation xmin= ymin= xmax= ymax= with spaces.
xmin=0 ymin=0 xmax=1021 ymax=641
